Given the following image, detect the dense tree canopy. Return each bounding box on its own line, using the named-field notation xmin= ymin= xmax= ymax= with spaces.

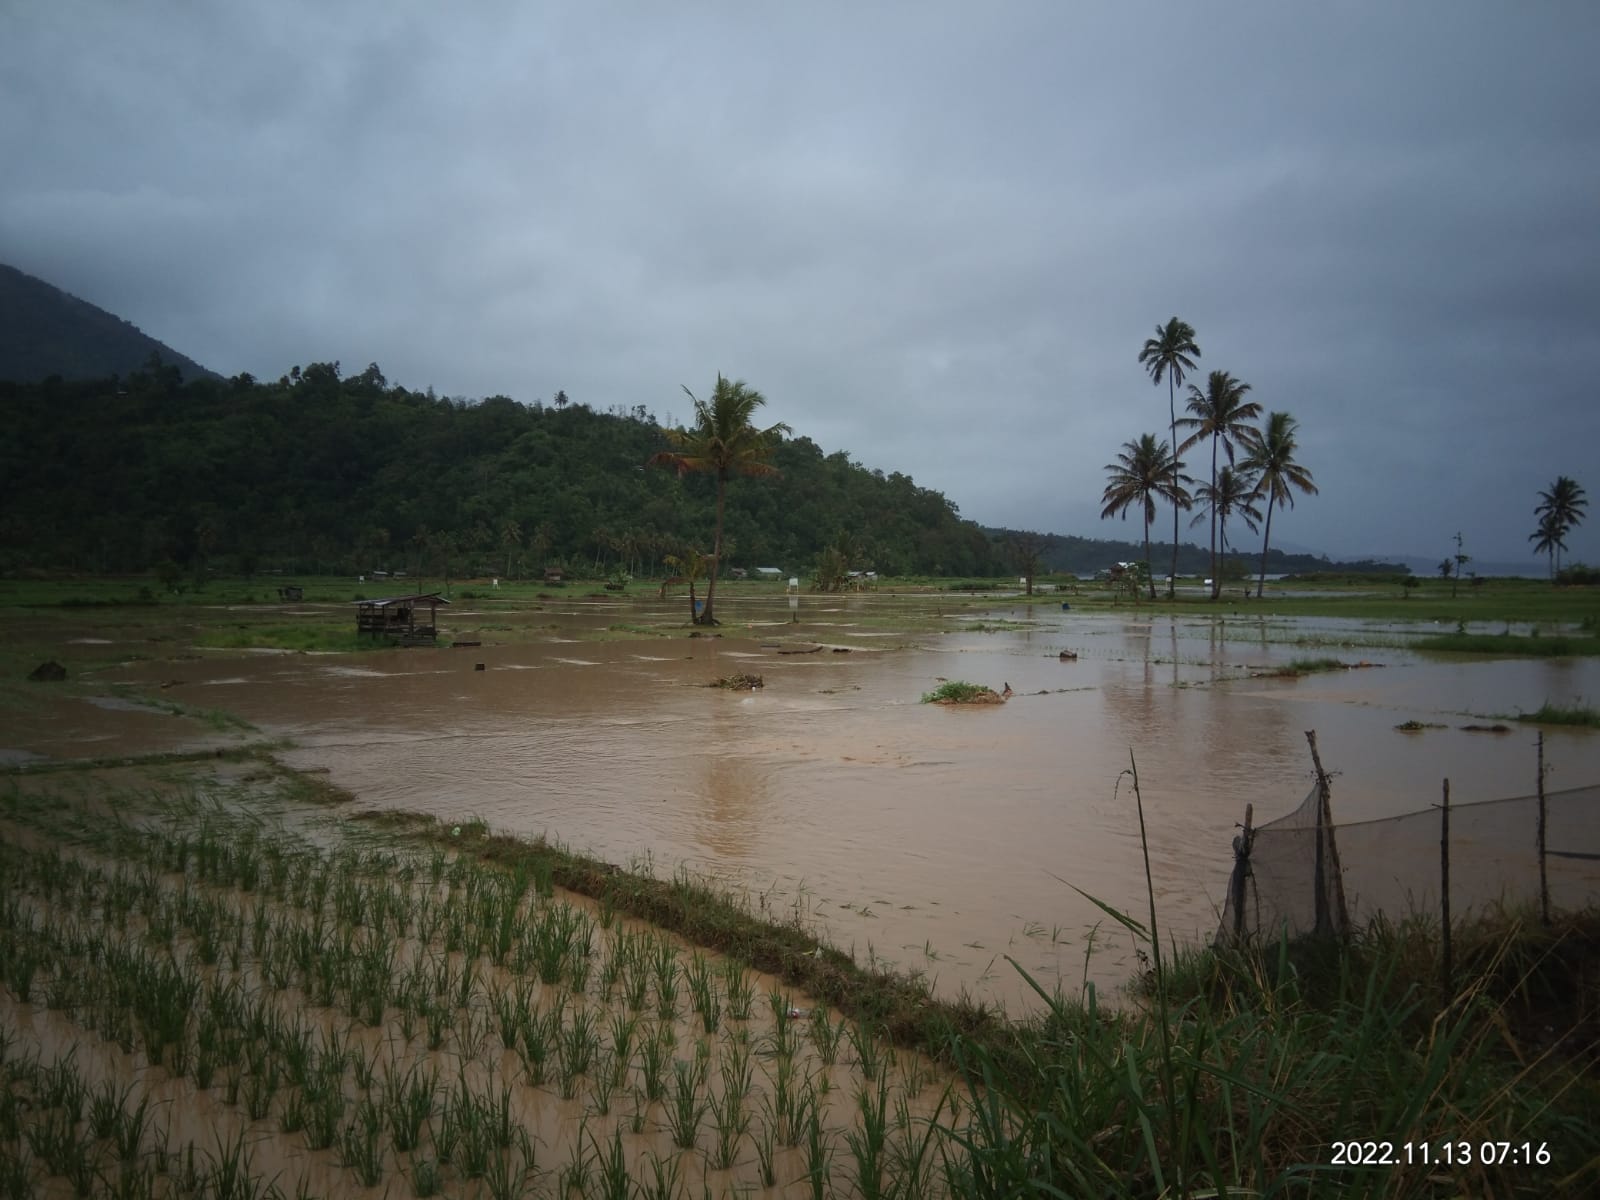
xmin=0 ymin=363 xmax=1002 ymax=579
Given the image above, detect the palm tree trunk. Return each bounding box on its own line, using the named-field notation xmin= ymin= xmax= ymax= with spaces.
xmin=1167 ymin=380 xmax=1179 ymax=599
xmin=1143 ymin=511 xmax=1156 ymax=600
xmin=1257 ymin=501 xmax=1276 ymax=598
xmin=1208 ymin=436 xmax=1219 ymax=600
xmin=702 ymin=473 xmax=726 ymax=625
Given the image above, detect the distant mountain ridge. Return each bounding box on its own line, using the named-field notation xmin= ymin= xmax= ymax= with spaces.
xmin=0 ymin=262 xmax=219 ymax=383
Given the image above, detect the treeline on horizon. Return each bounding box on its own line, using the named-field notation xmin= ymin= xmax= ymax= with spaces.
xmin=0 ymin=358 xmax=1398 ymax=582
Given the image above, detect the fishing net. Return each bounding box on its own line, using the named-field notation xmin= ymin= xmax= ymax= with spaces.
xmin=1218 ymin=782 xmax=1600 ymax=943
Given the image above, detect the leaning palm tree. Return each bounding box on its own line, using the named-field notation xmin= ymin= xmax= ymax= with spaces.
xmin=1100 ymin=434 xmax=1190 ymax=600
xmin=1178 ymin=371 xmax=1262 ymax=599
xmin=649 ymin=375 xmax=790 ymax=625
xmin=1138 ymin=319 xmax=1201 ymax=597
xmin=1529 ymin=510 xmax=1565 ymax=581
xmin=1240 ymin=411 xmax=1318 ymax=598
xmin=1534 ymin=476 xmax=1588 ymax=577
xmin=1190 ymin=465 xmax=1263 ymax=590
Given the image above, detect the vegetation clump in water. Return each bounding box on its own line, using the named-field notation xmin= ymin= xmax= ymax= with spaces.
xmin=920 ymin=680 xmax=1005 ymax=704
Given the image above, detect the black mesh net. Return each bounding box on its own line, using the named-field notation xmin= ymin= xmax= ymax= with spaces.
xmin=1218 ymin=783 xmax=1600 ymax=943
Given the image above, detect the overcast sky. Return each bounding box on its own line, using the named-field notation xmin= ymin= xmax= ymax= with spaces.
xmin=5 ymin=2 xmax=1597 ymax=566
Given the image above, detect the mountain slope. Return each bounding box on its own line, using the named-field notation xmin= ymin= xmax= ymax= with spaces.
xmin=0 ymin=262 xmax=219 ymax=383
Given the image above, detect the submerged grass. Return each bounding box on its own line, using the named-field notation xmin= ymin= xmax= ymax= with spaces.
xmin=1513 ymin=702 xmax=1600 ymax=728
xmin=1416 ymin=631 xmax=1600 ymax=657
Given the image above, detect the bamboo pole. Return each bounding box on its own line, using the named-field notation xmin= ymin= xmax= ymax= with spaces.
xmin=1441 ymin=778 xmax=1452 ymax=997
xmin=1229 ymin=802 xmax=1255 ymax=944
xmin=1305 ymin=730 xmax=1350 ymax=937
xmin=1538 ymin=732 xmax=1550 ymax=925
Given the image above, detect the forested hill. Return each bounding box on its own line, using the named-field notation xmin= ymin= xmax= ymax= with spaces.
xmin=0 ymin=362 xmax=999 ymax=578
xmin=0 ymin=263 xmax=219 ymax=384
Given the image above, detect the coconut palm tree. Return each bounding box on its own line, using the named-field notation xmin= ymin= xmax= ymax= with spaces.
xmin=1138 ymin=319 xmax=1201 ymax=597
xmin=1534 ymin=476 xmax=1587 ymax=577
xmin=1100 ymin=434 xmax=1191 ymax=600
xmin=1240 ymin=411 xmax=1317 ymax=598
xmin=1190 ymin=465 xmax=1263 ymax=590
xmin=1178 ymin=371 xmax=1262 ymax=599
xmin=649 ymin=375 xmax=790 ymax=625
xmin=1529 ymin=510 xmax=1565 ymax=581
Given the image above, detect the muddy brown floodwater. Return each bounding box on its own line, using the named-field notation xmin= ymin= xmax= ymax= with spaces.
xmin=33 ymin=594 xmax=1600 ymax=1009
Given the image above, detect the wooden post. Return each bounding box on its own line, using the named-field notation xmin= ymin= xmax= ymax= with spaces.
xmin=1440 ymin=779 xmax=1452 ymax=997
xmin=1305 ymin=731 xmax=1349 ymax=937
xmin=1229 ymin=802 xmax=1255 ymax=944
xmin=1537 ymin=732 xmax=1550 ymax=925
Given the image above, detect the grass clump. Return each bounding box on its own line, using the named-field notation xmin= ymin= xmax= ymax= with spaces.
xmin=919 ymin=680 xmax=1002 ymax=704
xmin=1513 ymin=702 xmax=1600 ymax=728
xmin=1415 ymin=631 xmax=1600 ymax=657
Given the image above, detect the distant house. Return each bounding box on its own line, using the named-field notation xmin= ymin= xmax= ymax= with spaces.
xmin=543 ymin=564 xmax=565 ymax=583
xmin=730 ymin=567 xmax=748 ymax=580
xmin=754 ymin=567 xmax=783 ymax=580
xmin=354 ymin=593 xmax=450 ymax=645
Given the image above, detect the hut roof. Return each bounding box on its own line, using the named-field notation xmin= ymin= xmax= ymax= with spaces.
xmin=353 ymin=593 xmax=451 ymax=609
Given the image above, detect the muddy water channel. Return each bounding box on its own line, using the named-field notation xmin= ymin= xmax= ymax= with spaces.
xmin=56 ymin=595 xmax=1600 ymax=1008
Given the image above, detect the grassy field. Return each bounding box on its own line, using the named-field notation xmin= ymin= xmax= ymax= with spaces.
xmin=2 ymin=752 xmax=1597 ymax=1197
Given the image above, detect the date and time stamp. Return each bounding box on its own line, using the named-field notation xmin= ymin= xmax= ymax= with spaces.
xmin=1329 ymin=1140 xmax=1553 ymax=1169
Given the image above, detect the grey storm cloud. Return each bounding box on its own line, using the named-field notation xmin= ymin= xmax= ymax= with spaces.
xmin=4 ymin=1 xmax=1598 ymax=565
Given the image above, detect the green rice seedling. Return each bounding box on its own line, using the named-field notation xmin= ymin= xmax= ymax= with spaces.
xmin=244 ymin=1057 xmax=282 ymax=1120
xmin=462 ymin=999 xmax=495 ymax=1061
xmin=845 ymin=1020 xmax=884 ymax=1080
xmin=40 ymin=1048 xmax=88 ymax=1121
xmin=808 ymin=1007 xmax=843 ymax=1066
xmin=887 ymin=1086 xmax=945 ymax=1200
xmin=484 ymin=1139 xmax=535 ymax=1200
xmin=685 ymin=952 xmax=721 ymax=1034
xmin=628 ymin=1088 xmax=648 ymax=1134
xmin=607 ymin=1010 xmax=638 ymax=1088
xmin=425 ymin=997 xmax=450 ymax=1051
xmin=767 ymin=991 xmax=803 ymax=1060
xmin=491 ymin=980 xmax=530 ymax=1049
xmin=763 ymin=1056 xmax=799 ymax=1148
xmin=803 ymin=1106 xmax=832 ymax=1200
xmin=106 ymin=1161 xmax=156 ymax=1200
xmin=639 ymin=1149 xmax=685 ymax=1200
xmin=455 ymin=959 xmax=479 ymax=1010
xmin=708 ymin=1082 xmax=749 ymax=1171
xmin=351 ymin=1043 xmax=381 ymax=1093
xmin=651 ymin=940 xmax=680 ymax=1021
xmin=844 ymin=1068 xmax=896 ymax=1200
xmin=485 ymin=1077 xmax=516 ymax=1149
xmin=0 ymin=1143 xmax=32 ymax=1200
xmin=639 ymin=1024 xmax=671 ymax=1102
xmin=665 ymin=1057 xmax=709 ymax=1150
xmin=113 ymin=1091 xmax=152 ymax=1164
xmin=300 ymin=1073 xmax=344 ymax=1151
xmin=87 ymin=1077 xmax=132 ymax=1140
xmin=339 ymin=1108 xmax=386 ymax=1187
xmin=623 ymin=952 xmax=651 ymax=1012
xmin=409 ymin=1153 xmax=440 ymax=1198
xmin=204 ymin=1126 xmax=279 ymax=1200
xmin=531 ymin=857 xmax=554 ymax=900
xmin=721 ymin=960 xmax=754 ymax=1022
xmin=556 ymin=1126 xmax=595 ymax=1200
xmin=588 ymin=1049 xmax=617 ymax=1116
xmin=381 ymin=1060 xmax=437 ymax=1153
xmin=591 ymin=1126 xmax=631 ymax=1200
xmin=557 ymin=1007 xmax=600 ymax=1099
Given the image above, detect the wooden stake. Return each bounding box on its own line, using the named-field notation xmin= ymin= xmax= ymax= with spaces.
xmin=1441 ymin=778 xmax=1452 ymax=997
xmin=1538 ymin=731 xmax=1550 ymax=925
xmin=1305 ymin=730 xmax=1349 ymax=937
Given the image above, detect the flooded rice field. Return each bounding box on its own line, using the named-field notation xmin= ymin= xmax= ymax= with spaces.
xmin=13 ymin=592 xmax=1600 ymax=1009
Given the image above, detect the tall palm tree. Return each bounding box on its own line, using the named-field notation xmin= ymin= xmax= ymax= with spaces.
xmin=1138 ymin=319 xmax=1201 ymax=597
xmin=1100 ymin=434 xmax=1190 ymax=600
xmin=1178 ymin=371 xmax=1262 ymax=599
xmin=649 ymin=375 xmax=790 ymax=625
xmin=1529 ymin=509 xmax=1565 ymax=581
xmin=1534 ymin=476 xmax=1587 ymax=577
xmin=1240 ymin=411 xmax=1317 ymax=598
xmin=1190 ymin=465 xmax=1263 ymax=589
